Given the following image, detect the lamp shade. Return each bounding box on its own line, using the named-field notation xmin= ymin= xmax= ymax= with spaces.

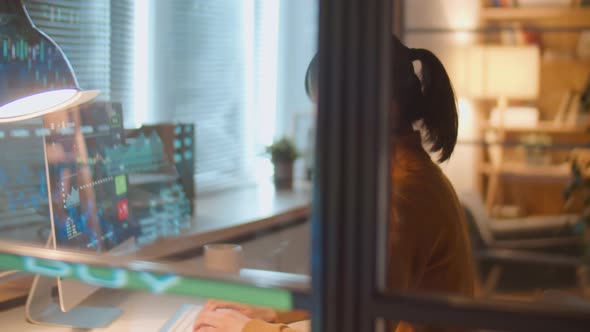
xmin=0 ymin=0 xmax=98 ymax=122
xmin=465 ymin=45 xmax=540 ymax=101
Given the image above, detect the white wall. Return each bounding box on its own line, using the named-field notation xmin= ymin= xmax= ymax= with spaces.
xmin=403 ymin=0 xmax=481 ymax=194
xmin=275 ymin=0 xmax=318 ymax=138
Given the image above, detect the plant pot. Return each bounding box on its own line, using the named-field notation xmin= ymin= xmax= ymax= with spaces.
xmin=273 ymin=161 xmax=294 ymax=190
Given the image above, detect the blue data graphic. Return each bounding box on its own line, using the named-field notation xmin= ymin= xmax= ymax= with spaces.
xmin=132 ymin=183 xmax=192 ymax=246
xmin=1 ymin=26 xmax=77 ymax=106
xmin=0 ymin=121 xmax=49 ymax=225
xmin=0 ymin=105 xmax=194 ymax=249
xmin=0 ymin=166 xmax=47 ymax=212
xmin=45 ymin=102 xmax=139 ymax=252
xmin=103 ymin=131 xmax=168 ymax=176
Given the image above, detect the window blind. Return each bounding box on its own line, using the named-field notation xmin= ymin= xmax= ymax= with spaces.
xmin=25 ymin=0 xmax=277 ymax=193
xmin=168 ymin=0 xmax=268 ymax=193
xmin=110 ymin=0 xmax=134 ymax=125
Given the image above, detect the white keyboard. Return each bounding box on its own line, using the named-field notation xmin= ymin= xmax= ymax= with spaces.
xmin=159 ymin=304 xmax=202 ymax=332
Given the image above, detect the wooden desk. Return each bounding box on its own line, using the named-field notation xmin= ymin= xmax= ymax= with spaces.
xmin=138 ymin=180 xmax=312 ymax=259
xmin=0 ymin=289 xmax=205 ymax=332
xmin=0 ymin=180 xmax=313 ymax=310
xmin=0 ymin=287 xmax=311 ymax=331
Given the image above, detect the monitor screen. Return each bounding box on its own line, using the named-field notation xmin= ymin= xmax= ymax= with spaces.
xmin=44 ymin=102 xmax=139 ymax=252
xmin=0 ymin=119 xmax=48 ymax=243
xmin=124 ymin=124 xmax=194 ymax=246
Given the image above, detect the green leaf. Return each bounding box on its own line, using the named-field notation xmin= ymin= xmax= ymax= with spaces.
xmin=266 ymin=136 xmax=300 ymax=163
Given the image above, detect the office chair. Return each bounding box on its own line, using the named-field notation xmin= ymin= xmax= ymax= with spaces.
xmin=460 ymin=192 xmax=583 ymax=295
xmin=460 ymin=192 xmax=579 ymax=250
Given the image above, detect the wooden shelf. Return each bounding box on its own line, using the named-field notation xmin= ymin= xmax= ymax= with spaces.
xmin=479 ymin=162 xmax=571 ymax=179
xmin=481 ymin=7 xmax=590 ymax=26
xmin=542 ymin=57 xmax=590 ymax=65
xmin=482 ymin=122 xmax=589 ymax=134
xmin=477 ymin=3 xmax=590 ymax=216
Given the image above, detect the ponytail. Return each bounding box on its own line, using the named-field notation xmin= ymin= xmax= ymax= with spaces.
xmin=410 ymin=48 xmax=458 ymax=163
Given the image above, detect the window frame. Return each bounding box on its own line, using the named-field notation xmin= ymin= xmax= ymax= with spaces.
xmin=310 ymin=0 xmax=590 ymax=331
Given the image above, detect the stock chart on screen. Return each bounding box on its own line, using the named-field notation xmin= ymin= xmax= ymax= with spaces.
xmin=44 ymin=102 xmax=140 ymax=252
xmin=0 ymin=102 xmax=194 ymax=249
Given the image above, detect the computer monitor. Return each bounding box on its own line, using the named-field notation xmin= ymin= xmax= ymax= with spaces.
xmin=26 ymin=101 xmax=141 ymax=328
xmin=0 ymin=120 xmax=49 ymax=244
xmin=0 ymin=110 xmax=193 ymax=249
xmin=44 ymin=101 xmax=138 ymax=253
xmin=124 ymin=124 xmax=195 ymax=246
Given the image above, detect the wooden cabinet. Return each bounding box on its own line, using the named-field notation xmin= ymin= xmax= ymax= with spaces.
xmin=477 ymin=1 xmax=590 ymax=217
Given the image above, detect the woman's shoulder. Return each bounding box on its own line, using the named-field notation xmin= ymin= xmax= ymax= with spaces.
xmin=392 ymin=154 xmax=452 ymax=201
xmin=392 ymin=158 xmax=463 ymax=225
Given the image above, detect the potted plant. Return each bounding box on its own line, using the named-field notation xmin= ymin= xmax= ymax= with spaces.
xmin=266 ymin=136 xmax=299 ymax=189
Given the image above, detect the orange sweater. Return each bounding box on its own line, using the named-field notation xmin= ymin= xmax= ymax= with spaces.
xmin=242 ymin=319 xmax=300 ymax=332
xmin=387 ymin=132 xmax=475 ymax=332
xmin=242 ymin=131 xmax=475 ymax=332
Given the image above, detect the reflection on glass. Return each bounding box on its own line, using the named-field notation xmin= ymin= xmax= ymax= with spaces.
xmin=0 ymin=119 xmax=48 ymax=243
xmin=380 ymin=318 xmax=513 ymax=332
xmin=43 ymin=102 xmax=139 ymax=252
xmin=1 ymin=0 xmax=318 ymax=330
xmin=390 ymin=0 xmax=590 ymax=324
xmin=386 ymin=31 xmax=475 ymax=299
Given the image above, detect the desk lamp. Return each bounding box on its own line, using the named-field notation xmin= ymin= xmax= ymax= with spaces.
xmin=465 ymin=45 xmax=541 ymax=215
xmin=0 ymin=0 xmax=98 ymax=122
xmin=1 ymin=1 xmax=103 ymax=327
xmin=466 ymin=45 xmax=540 ymax=127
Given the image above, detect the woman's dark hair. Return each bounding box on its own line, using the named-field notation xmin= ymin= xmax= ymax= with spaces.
xmin=303 ymin=36 xmax=458 ymax=162
xmin=392 ymin=36 xmax=458 ymax=162
xmin=305 ymin=53 xmax=319 ymax=102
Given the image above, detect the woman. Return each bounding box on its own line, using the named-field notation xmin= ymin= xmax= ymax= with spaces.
xmin=194 ymin=35 xmax=475 ymax=332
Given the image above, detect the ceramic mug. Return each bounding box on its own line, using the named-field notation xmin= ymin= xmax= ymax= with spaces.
xmin=203 ymin=243 xmax=243 ymax=274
